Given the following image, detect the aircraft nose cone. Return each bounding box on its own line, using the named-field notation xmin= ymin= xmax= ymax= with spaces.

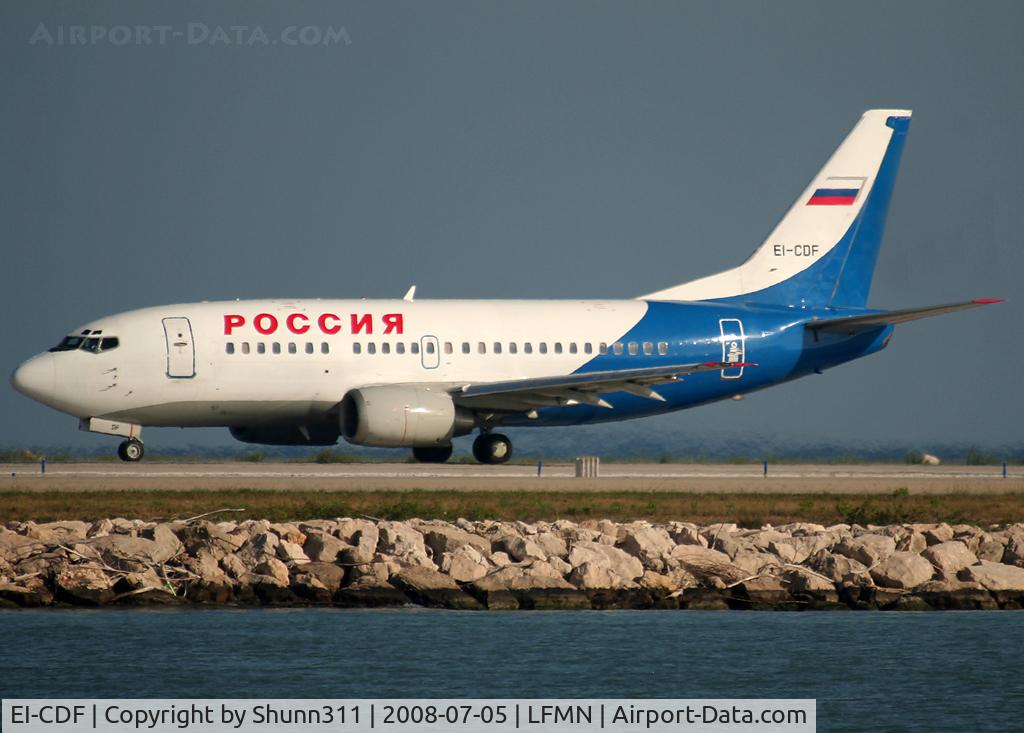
xmin=11 ymin=353 xmax=56 ymax=402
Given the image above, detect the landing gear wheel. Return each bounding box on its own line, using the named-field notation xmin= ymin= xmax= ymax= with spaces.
xmin=412 ymin=444 xmax=453 ymax=463
xmin=472 ymin=433 xmax=512 ymax=465
xmin=117 ymin=439 xmax=144 ymax=462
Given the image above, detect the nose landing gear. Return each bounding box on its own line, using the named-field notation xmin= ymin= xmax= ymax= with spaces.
xmin=472 ymin=432 xmax=512 ymax=464
xmin=117 ymin=438 xmax=145 ymax=462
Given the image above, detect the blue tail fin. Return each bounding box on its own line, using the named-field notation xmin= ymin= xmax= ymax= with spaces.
xmin=643 ymin=110 xmax=912 ymax=308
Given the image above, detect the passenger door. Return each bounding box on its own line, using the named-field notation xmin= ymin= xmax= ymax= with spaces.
xmin=163 ymin=317 xmax=196 ymax=378
xmin=718 ymin=318 xmax=746 ymax=379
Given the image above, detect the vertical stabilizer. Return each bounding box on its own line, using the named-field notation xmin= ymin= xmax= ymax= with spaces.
xmin=643 ymin=110 xmax=912 ymax=307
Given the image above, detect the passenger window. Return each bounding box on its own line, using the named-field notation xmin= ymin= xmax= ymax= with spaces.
xmin=462 ymin=342 xmax=471 ymax=354
xmin=288 ymin=343 xmax=297 ymax=354
xmin=226 ymin=343 xmax=235 ymax=355
xmin=272 ymin=342 xmax=281 ymax=354
xmin=305 ymin=342 xmax=314 ymax=354
xmin=509 ymin=343 xmax=518 ymax=354
xmin=411 ymin=342 xmax=420 ymax=354
xmin=396 ymin=342 xmax=405 ymax=354
xmin=554 ymin=343 xmax=563 ymax=354
xmin=444 ymin=342 xmax=453 ymax=354
xmin=367 ymin=343 xmax=376 ymax=354
xmin=353 ymin=343 xmax=362 ymax=354
xmin=100 ymin=337 xmax=119 ymax=351
xmin=569 ymin=342 xmax=578 ymax=354
xmin=658 ymin=341 xmax=668 ymax=356
xmin=257 ymin=343 xmax=266 ymax=354
xmin=524 ymin=343 xmax=533 ymax=354
xmin=321 ymin=343 xmax=330 ymax=354
xmin=493 ymin=342 xmax=502 ymax=354
xmin=599 ymin=342 xmax=608 ymax=355
xmin=539 ymin=343 xmax=548 ymax=354
xmin=478 ymin=342 xmax=486 ymax=354
xmin=426 ymin=341 xmax=435 ymax=354
xmin=643 ymin=342 xmax=653 ymax=356
xmin=612 ymin=343 xmax=623 ymax=356
xmin=241 ymin=342 xmax=250 ymax=354
xmin=585 ymin=343 xmax=593 ymax=354
xmin=628 ymin=342 xmax=639 ymax=356
xmin=382 ymin=343 xmax=391 ymax=354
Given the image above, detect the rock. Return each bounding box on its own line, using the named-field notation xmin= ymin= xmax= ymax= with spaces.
xmin=922 ymin=524 xmax=955 ymax=546
xmin=922 ymin=541 xmax=977 ymax=575
xmin=0 ymin=578 xmax=54 ymax=607
xmin=731 ymin=575 xmax=793 ymax=609
xmin=679 ymin=588 xmax=729 ymax=610
xmin=220 ymin=553 xmax=249 ymax=579
xmin=731 ymin=549 xmax=781 ymax=576
xmin=140 ymin=524 xmax=185 ymax=561
xmin=783 ymin=567 xmax=840 ymax=606
xmin=870 ymin=551 xmax=936 ymax=589
xmin=638 ymin=570 xmax=676 ymax=594
xmin=294 ymin=562 xmax=345 ymax=593
xmin=834 ymin=534 xmax=896 ymax=567
xmin=334 ymin=577 xmax=409 ymax=607
xmin=976 ymin=533 xmax=1007 ymax=562
xmin=568 ymin=541 xmax=643 ymax=584
xmin=0 ymin=529 xmax=41 ymax=563
xmin=87 ymin=518 xmax=114 ymax=538
xmin=90 ymin=534 xmax=180 ymax=570
xmin=1002 ymin=536 xmax=1024 ymax=568
xmin=440 ymin=544 xmax=490 ymax=582
xmin=276 ymin=540 xmax=310 ymax=565
xmin=253 ymin=557 xmax=290 ymax=585
xmin=490 ymin=552 xmax=512 ymax=567
xmin=303 ymin=532 xmax=350 ymax=563
xmin=617 ymin=525 xmax=675 ymax=571
xmin=250 ymin=573 xmax=299 ymax=605
xmin=176 ymin=521 xmax=244 ymax=557
xmin=668 ymin=523 xmax=707 ymax=547
xmin=896 ymin=532 xmax=928 ymax=554
xmin=420 ymin=524 xmax=491 ymax=559
xmin=54 ymin=565 xmax=115 ymax=605
xmin=490 ymin=532 xmax=546 ymax=563
xmin=112 ymin=570 xmax=180 ymax=605
xmin=959 ymin=561 xmax=1024 ymax=599
xmin=290 ymin=573 xmax=332 ymax=604
xmin=912 ymin=579 xmax=998 ymax=610
xmin=391 ymin=566 xmax=483 ymax=609
xmin=268 ymin=523 xmax=306 ymax=545
xmin=35 ymin=521 xmax=90 ymax=542
xmin=547 ymin=556 xmax=572 ymax=576
xmin=377 ymin=522 xmax=432 ymax=568
xmin=235 ymin=531 xmax=280 ymax=568
xmin=469 ymin=563 xmax=588 ymax=610
xmin=534 ymin=532 xmax=568 ymax=559
xmin=806 ymin=549 xmax=869 ymax=583
xmin=668 ymin=545 xmax=746 ymax=585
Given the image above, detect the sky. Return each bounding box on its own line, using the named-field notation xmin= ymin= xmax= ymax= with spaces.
xmin=1 ymin=1 xmax=1021 ymax=457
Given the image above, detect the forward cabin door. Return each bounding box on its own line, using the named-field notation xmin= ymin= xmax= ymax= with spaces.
xmin=163 ymin=317 xmax=196 ymax=378
xmin=420 ymin=335 xmax=440 ymax=369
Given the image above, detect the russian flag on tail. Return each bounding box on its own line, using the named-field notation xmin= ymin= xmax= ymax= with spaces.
xmin=807 ymin=177 xmax=865 ymax=206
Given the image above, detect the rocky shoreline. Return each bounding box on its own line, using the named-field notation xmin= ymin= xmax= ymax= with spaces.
xmin=3 ymin=515 xmax=1024 ymax=610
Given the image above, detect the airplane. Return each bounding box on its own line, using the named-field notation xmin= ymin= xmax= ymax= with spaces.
xmin=10 ymin=109 xmax=1001 ymax=464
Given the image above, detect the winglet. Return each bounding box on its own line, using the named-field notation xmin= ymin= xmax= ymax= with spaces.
xmin=403 ymin=286 xmax=416 ymax=302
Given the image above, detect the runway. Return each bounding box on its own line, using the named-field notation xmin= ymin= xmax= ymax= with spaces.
xmin=2 ymin=462 xmax=1021 ymax=494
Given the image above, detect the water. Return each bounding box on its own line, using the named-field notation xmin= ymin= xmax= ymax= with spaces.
xmin=1 ymin=609 xmax=1021 ymax=732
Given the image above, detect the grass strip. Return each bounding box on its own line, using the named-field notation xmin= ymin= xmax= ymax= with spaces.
xmin=2 ymin=489 xmax=1023 ymax=526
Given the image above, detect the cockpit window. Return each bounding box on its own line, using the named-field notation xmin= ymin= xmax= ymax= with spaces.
xmin=50 ymin=336 xmax=86 ymax=352
xmin=49 ymin=335 xmax=120 ymax=353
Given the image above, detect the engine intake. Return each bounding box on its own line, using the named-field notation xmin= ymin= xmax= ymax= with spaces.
xmin=341 ymin=386 xmax=474 ymax=447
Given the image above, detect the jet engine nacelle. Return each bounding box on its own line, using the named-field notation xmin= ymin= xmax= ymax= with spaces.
xmin=340 ymin=386 xmax=474 ymax=447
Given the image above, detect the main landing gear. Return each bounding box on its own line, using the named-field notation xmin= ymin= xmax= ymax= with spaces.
xmin=472 ymin=432 xmax=512 ymax=465
xmin=117 ymin=438 xmax=145 ymax=462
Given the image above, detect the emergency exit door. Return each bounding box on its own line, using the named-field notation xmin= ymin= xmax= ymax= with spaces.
xmin=163 ymin=317 xmax=196 ymax=378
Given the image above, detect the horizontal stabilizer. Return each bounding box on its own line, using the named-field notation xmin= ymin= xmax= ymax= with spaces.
xmin=808 ymin=299 xmax=1002 ymax=335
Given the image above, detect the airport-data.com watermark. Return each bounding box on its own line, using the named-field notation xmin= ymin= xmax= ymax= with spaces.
xmin=29 ymin=23 xmax=351 ymax=48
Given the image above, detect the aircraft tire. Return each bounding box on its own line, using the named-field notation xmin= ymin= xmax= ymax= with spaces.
xmin=472 ymin=433 xmax=512 ymax=465
xmin=118 ymin=439 xmax=144 ymax=462
xmin=412 ymin=444 xmax=453 ymax=463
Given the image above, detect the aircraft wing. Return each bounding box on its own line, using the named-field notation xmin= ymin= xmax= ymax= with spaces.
xmin=453 ymin=361 xmax=755 ymax=412
xmin=807 ymin=299 xmax=1002 ymax=335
